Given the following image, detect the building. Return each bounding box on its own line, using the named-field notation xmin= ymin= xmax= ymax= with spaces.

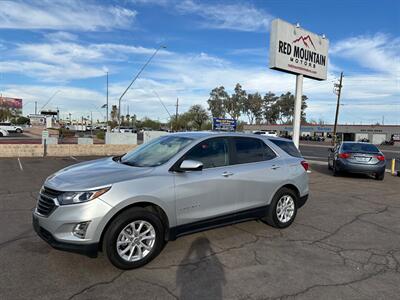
xmin=244 ymin=124 xmax=400 ymax=144
xmin=29 ymin=110 xmax=59 ymax=127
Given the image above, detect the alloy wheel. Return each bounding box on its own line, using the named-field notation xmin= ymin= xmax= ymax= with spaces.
xmin=116 ymin=220 xmax=156 ymax=262
xmin=276 ymin=195 xmax=295 ymax=223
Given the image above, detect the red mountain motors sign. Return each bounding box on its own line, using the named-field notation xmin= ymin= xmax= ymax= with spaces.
xmin=269 ymin=19 xmax=329 ymax=80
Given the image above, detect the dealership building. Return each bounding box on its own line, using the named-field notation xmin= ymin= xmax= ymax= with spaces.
xmin=244 ymin=124 xmax=400 ymax=144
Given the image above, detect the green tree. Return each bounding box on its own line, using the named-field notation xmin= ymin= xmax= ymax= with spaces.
xmin=141 ymin=117 xmax=161 ymax=130
xmin=0 ymin=108 xmax=13 ymax=122
xmin=187 ymin=104 xmax=209 ymax=130
xmin=276 ymin=92 xmax=308 ymax=124
xmin=14 ymin=116 xmax=30 ymax=125
xmin=110 ymin=105 xmax=118 ymax=122
xmin=207 ymin=86 xmax=229 ymax=118
xmin=242 ymin=92 xmax=263 ymax=124
xmin=226 ymin=83 xmax=245 ymax=120
xmin=263 ymin=92 xmax=279 ymax=124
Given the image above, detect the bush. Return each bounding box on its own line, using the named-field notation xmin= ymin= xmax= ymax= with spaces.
xmin=96 ymin=131 xmax=105 ymax=140
xmin=58 ymin=128 xmax=75 ymax=138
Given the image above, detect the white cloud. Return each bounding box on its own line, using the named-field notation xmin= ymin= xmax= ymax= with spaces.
xmin=176 ymin=0 xmax=273 ymax=32
xmin=0 ymin=60 xmax=105 ymax=82
xmin=0 ymin=0 xmax=137 ymax=31
xmin=0 ymin=41 xmax=171 ymax=82
xmin=331 ymin=33 xmax=400 ymax=76
xmin=1 ymin=32 xmax=399 ymax=124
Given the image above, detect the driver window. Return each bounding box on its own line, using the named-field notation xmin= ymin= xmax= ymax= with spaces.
xmin=184 ymin=138 xmax=229 ymax=169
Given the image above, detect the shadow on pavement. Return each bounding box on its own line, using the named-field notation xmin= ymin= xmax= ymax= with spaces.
xmin=176 ymin=237 xmax=226 ymax=300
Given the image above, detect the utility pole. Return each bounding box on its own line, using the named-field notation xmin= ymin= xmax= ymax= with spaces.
xmin=68 ymin=113 xmax=72 ymax=124
xmin=35 ymin=101 xmax=37 ymax=115
xmin=332 ymin=72 xmax=344 ymax=145
xmin=175 ymin=98 xmax=179 ymax=131
xmin=90 ymin=111 xmax=93 ymax=136
xmin=106 ymin=71 xmax=109 ymax=128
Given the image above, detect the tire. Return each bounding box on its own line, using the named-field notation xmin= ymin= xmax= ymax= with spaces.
xmin=375 ymin=171 xmax=385 ymax=181
xmin=16 ymin=129 xmax=22 ymax=133
xmin=0 ymin=132 xmax=3 ymax=137
xmin=328 ymin=158 xmax=332 ymax=170
xmin=103 ymin=207 xmax=165 ymax=269
xmin=262 ymin=187 xmax=298 ymax=228
xmin=332 ymin=162 xmax=340 ymax=177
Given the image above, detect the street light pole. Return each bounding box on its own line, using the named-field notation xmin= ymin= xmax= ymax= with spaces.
xmin=106 ymin=71 xmax=109 ymax=128
xmin=117 ymin=45 xmax=166 ymax=125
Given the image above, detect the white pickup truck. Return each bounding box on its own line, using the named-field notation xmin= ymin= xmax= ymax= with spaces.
xmin=0 ymin=122 xmax=23 ymax=133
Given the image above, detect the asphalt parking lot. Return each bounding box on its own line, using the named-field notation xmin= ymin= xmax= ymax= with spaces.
xmin=1 ymin=157 xmax=399 ymax=299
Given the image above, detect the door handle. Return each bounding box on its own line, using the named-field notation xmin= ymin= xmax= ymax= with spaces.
xmin=271 ymin=165 xmax=280 ymax=170
xmin=222 ymin=171 xmax=234 ymax=177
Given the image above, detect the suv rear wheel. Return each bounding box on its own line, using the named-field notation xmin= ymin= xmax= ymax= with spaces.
xmin=262 ymin=187 xmax=298 ymax=228
xmin=103 ymin=207 xmax=165 ymax=269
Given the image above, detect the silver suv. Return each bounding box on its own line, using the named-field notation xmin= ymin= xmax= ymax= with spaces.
xmin=33 ymin=132 xmax=309 ymax=269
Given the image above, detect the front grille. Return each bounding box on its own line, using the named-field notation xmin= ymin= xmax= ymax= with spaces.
xmin=36 ymin=187 xmax=62 ymax=217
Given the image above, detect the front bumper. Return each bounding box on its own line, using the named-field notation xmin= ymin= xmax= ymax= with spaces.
xmin=32 ymin=197 xmax=113 ymax=257
xmin=336 ymin=159 xmax=386 ymax=174
xmin=33 ymin=215 xmax=98 ymax=257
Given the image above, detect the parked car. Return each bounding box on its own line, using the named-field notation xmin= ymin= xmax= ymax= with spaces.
xmin=33 ymin=132 xmax=309 ymax=269
xmin=253 ymin=130 xmax=278 ymax=137
xmin=328 ymin=142 xmax=385 ymax=180
xmin=0 ymin=122 xmax=23 ymax=133
xmin=111 ymin=126 xmax=137 ymax=133
xmin=0 ymin=128 xmax=9 ymax=137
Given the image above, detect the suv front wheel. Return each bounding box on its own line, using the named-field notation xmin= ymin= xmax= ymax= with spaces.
xmin=262 ymin=188 xmax=298 ymax=228
xmin=103 ymin=207 xmax=165 ymax=269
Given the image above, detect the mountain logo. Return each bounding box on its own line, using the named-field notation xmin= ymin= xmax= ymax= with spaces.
xmin=293 ymin=35 xmax=316 ymax=50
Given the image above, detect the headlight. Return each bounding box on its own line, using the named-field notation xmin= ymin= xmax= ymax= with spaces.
xmin=58 ymin=187 xmax=110 ymax=205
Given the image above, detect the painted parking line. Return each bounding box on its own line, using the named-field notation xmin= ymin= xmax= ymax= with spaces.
xmin=17 ymin=157 xmax=23 ymax=171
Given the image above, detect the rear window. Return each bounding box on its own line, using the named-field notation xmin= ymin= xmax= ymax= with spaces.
xmin=342 ymin=143 xmax=379 ymax=153
xmin=232 ymin=137 xmax=276 ymax=164
xmin=270 ymin=139 xmax=302 ymax=158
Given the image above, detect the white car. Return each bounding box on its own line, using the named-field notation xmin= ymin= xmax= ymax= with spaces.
xmin=253 ymin=130 xmax=278 ymax=137
xmin=0 ymin=122 xmax=23 ymax=133
xmin=0 ymin=128 xmax=9 ymax=137
xmin=111 ymin=127 xmax=136 ymax=133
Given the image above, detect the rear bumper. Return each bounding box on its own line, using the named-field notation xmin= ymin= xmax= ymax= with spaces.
xmin=33 ymin=214 xmax=98 ymax=258
xmin=336 ymin=159 xmax=386 ymax=174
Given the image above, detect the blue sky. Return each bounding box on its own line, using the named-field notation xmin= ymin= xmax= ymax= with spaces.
xmin=0 ymin=0 xmax=399 ymax=124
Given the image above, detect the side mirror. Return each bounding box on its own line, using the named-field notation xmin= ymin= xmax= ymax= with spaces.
xmin=179 ymin=160 xmax=203 ymax=172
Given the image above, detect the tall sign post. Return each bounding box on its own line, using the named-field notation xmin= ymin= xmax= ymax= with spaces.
xmin=269 ymin=19 xmax=329 ymax=148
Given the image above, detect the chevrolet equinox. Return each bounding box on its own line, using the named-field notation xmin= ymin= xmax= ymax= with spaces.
xmin=33 ymin=132 xmax=309 ymax=269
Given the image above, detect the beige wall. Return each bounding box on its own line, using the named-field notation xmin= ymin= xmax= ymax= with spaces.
xmin=0 ymin=144 xmax=137 ymax=157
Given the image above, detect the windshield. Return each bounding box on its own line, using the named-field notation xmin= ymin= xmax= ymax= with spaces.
xmin=120 ymin=136 xmax=193 ymax=167
xmin=342 ymin=143 xmax=379 ymax=153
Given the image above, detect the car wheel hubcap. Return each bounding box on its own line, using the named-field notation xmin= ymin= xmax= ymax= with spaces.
xmin=276 ymin=195 xmax=295 ymax=223
xmin=116 ymin=220 xmax=156 ymax=262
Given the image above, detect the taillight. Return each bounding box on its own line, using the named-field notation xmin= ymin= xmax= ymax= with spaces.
xmin=376 ymin=155 xmax=385 ymax=161
xmin=338 ymin=153 xmax=351 ymax=159
xmin=301 ymin=160 xmax=309 ymax=171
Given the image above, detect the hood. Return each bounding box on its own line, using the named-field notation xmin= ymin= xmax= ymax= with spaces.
xmin=45 ymin=157 xmax=154 ymax=191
